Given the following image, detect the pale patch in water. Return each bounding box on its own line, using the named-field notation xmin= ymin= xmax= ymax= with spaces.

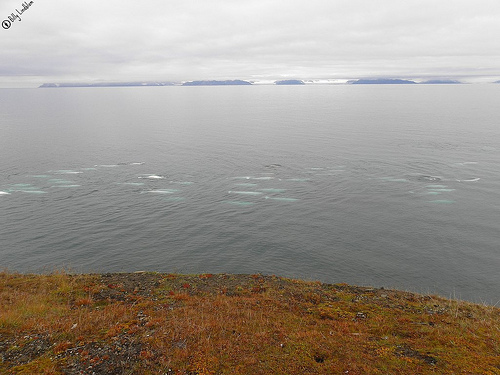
xmin=223 ymin=201 xmax=255 ymax=206
xmin=315 ymin=171 xmax=345 ymax=176
xmin=234 ymin=183 xmax=258 ymax=187
xmin=228 ymin=191 xmax=263 ymax=195
xmin=259 ymin=188 xmax=286 ymax=193
xmin=51 ymin=185 xmax=81 ymax=188
xmin=379 ymin=177 xmax=407 ymax=182
xmin=0 ymin=191 xmax=11 ymax=195
xmin=32 ymin=175 xmax=50 ymax=178
xmin=146 ymin=189 xmax=179 ymax=194
xmin=56 ymin=170 xmax=83 ymax=174
xmin=418 ymin=175 xmax=441 ymax=182
xmin=139 ymin=175 xmax=165 ymax=180
xmin=427 ymin=188 xmax=455 ymax=192
xmin=287 ymin=178 xmax=310 ymax=182
xmin=429 ymin=200 xmax=455 ymax=204
xmin=118 ymin=182 xmax=145 ymax=186
xmin=9 ymin=185 xmax=40 ymax=191
xmin=49 ymin=180 xmax=74 ymax=184
xmin=265 ymin=197 xmax=298 ymax=202
xmin=426 ymin=184 xmax=447 ymax=188
xmin=457 ymin=178 xmax=480 ymax=182
xmin=170 ymin=181 xmax=194 ymax=185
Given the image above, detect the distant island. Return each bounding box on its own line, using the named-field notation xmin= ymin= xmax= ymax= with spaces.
xmin=37 ymin=77 xmax=490 ymax=88
xmin=39 ymin=82 xmax=175 ymax=88
xmin=274 ymin=80 xmax=305 ymax=85
xmin=350 ymin=79 xmax=416 ymax=84
xmin=182 ymin=80 xmax=252 ymax=86
xmin=420 ymin=79 xmax=461 ymax=84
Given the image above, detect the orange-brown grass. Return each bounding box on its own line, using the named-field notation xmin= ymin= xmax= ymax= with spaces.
xmin=1 ymin=271 xmax=499 ymax=374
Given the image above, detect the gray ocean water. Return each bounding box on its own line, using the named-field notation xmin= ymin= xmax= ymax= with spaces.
xmin=1 ymin=85 xmax=499 ymax=303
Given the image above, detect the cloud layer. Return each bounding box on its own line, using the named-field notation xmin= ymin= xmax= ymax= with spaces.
xmin=1 ymin=0 xmax=500 ymax=86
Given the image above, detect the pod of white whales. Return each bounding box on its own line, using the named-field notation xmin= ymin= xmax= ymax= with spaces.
xmin=0 ymin=162 xmax=482 ymax=206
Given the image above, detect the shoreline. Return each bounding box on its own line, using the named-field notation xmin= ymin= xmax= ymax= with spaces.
xmin=1 ymin=271 xmax=499 ymax=374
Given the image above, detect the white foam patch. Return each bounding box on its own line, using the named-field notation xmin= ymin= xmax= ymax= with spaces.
xmin=32 ymin=175 xmax=50 ymax=178
xmin=95 ymin=164 xmax=119 ymax=168
xmin=427 ymin=188 xmax=455 ymax=192
xmin=51 ymin=185 xmax=81 ymax=188
xmin=0 ymin=191 xmax=11 ymax=195
xmin=20 ymin=190 xmax=47 ymax=194
xmin=118 ymin=182 xmax=145 ymax=186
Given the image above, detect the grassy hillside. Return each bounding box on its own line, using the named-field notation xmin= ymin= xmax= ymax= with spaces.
xmin=1 ymin=272 xmax=499 ymax=374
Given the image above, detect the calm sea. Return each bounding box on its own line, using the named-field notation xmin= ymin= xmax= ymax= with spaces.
xmin=1 ymin=85 xmax=499 ymax=303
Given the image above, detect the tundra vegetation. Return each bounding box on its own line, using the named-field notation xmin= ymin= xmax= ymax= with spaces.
xmin=1 ymin=271 xmax=499 ymax=374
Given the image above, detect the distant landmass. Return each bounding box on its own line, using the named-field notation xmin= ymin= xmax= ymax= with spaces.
xmin=420 ymin=79 xmax=461 ymax=84
xmin=182 ymin=80 xmax=252 ymax=86
xmin=350 ymin=79 xmax=416 ymax=84
xmin=274 ymin=80 xmax=305 ymax=85
xmin=39 ymin=82 xmax=175 ymax=88
xmin=38 ymin=78 xmax=484 ymax=88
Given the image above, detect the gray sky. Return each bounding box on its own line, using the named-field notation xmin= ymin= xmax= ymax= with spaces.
xmin=1 ymin=0 xmax=499 ymax=87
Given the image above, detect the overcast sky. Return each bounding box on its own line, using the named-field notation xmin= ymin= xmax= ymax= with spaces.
xmin=1 ymin=0 xmax=499 ymax=87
